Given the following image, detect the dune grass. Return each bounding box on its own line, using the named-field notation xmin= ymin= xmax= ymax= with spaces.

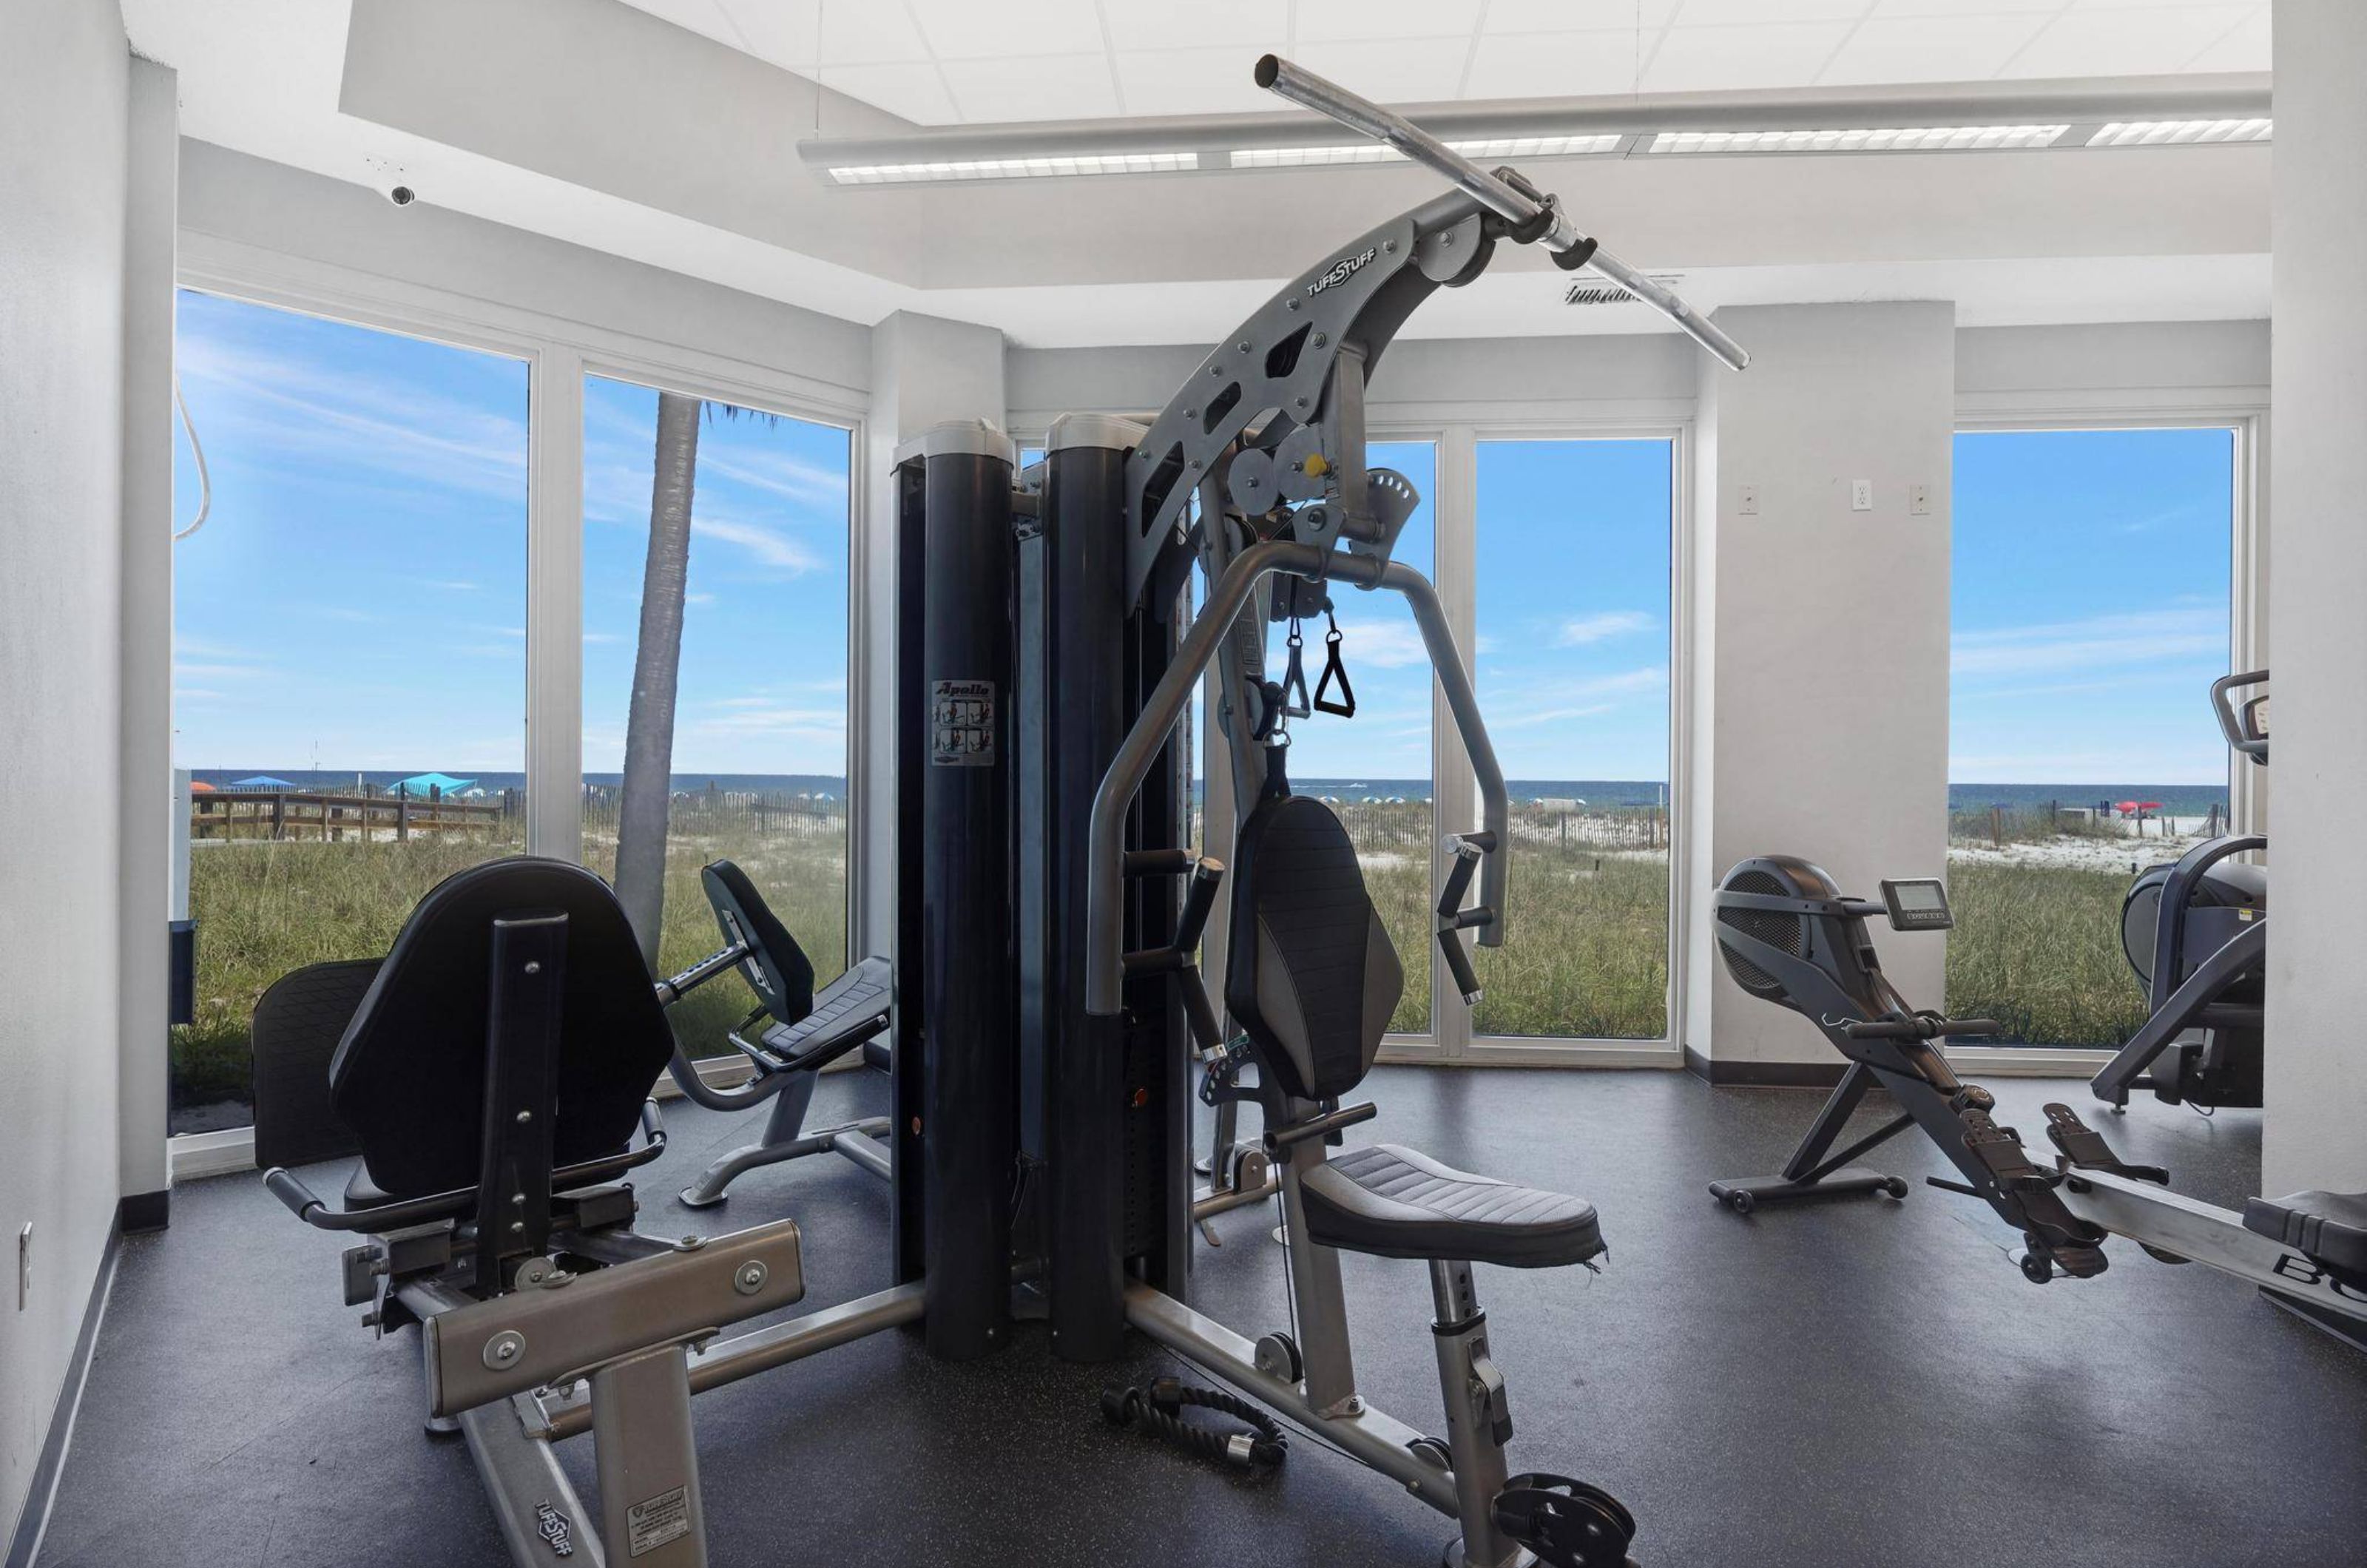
xmin=1942 ymin=858 xmax=2146 ymax=1047
xmin=173 ymin=797 xmax=2144 ymax=1119
xmin=172 ymin=805 xmax=848 ymax=1119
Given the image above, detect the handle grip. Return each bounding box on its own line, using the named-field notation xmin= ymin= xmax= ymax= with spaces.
xmin=1439 ymin=928 xmax=1483 ymax=1007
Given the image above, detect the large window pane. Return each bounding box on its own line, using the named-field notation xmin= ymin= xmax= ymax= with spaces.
xmin=581 ymin=379 xmax=853 ymax=1055
xmin=1269 ymin=440 xmax=1437 ymax=1035
xmin=171 ymin=290 xmax=529 ymax=1133
xmin=1948 ymin=428 xmax=2235 ymax=1047
xmin=1472 ymin=439 xmax=1675 ymax=1040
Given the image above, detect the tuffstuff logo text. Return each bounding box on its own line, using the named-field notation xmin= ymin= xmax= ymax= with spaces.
xmin=1308 ymin=246 xmax=1377 ymax=296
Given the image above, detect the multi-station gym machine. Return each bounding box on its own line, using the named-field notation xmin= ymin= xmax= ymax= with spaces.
xmin=271 ymin=57 xmax=1749 ymax=1568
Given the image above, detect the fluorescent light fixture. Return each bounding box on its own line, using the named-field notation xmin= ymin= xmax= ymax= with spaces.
xmin=2086 ymin=118 xmax=2272 ymax=147
xmin=1649 ymin=125 xmax=2068 ymax=155
xmin=825 ymin=150 xmax=1198 ymax=184
xmin=1232 ymin=132 xmax=1623 ymax=169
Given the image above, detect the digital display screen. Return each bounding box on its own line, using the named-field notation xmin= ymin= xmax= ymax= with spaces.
xmin=1893 ymin=881 xmax=1945 ymax=911
xmin=1881 ymin=879 xmax=1952 ymax=930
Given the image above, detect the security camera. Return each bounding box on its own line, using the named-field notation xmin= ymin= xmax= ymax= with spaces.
xmin=363 ymin=156 xmax=416 ymax=208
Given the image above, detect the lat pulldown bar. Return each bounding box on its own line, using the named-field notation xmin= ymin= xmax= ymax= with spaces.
xmin=1255 ymin=54 xmax=1751 ymax=372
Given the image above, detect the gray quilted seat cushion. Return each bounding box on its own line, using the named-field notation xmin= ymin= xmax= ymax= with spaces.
xmin=1300 ymin=1143 xmax=1603 ymax=1268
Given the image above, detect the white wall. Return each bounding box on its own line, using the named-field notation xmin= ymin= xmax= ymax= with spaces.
xmin=2263 ymin=0 xmax=2367 ymax=1196
xmin=0 ymin=0 xmax=133 ymax=1544
xmin=118 ymin=58 xmax=179 ymax=1215
xmin=178 ymin=141 xmax=871 ymax=399
xmin=854 ymin=314 xmax=1007 ymax=957
xmin=1689 ymin=304 xmax=1958 ymax=1071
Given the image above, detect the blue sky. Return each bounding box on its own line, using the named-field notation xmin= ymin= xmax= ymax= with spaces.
xmin=174 ymin=292 xmax=2233 ymax=788
xmin=1952 ymin=428 xmax=2234 ymax=783
xmin=581 ymin=378 xmax=849 ymax=777
xmin=173 ymin=290 xmax=851 ymax=776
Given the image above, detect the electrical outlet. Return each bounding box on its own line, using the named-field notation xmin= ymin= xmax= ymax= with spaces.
xmin=17 ymin=1223 xmax=29 ymax=1311
xmin=1738 ymin=484 xmax=1760 ymax=516
xmin=1850 ymin=479 xmax=1874 ymax=512
xmin=1909 ymin=483 xmax=1933 ymax=516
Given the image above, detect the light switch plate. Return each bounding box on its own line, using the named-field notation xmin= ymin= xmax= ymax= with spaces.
xmin=1738 ymin=484 xmax=1760 ymax=516
xmin=1909 ymin=483 xmax=1933 ymax=516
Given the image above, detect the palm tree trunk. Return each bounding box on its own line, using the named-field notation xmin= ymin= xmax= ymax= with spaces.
xmin=615 ymin=389 xmax=700 ymax=967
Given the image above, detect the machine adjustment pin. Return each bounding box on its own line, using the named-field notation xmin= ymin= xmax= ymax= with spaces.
xmin=482 ymin=1330 xmax=525 ymax=1369
xmin=523 ymin=961 xmax=541 ymax=975
xmin=515 ymin=1109 xmax=532 ymax=1123
xmin=734 ymin=1260 xmax=769 ymax=1295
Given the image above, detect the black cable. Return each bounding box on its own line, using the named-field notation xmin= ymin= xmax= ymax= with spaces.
xmin=1099 ymin=1376 xmax=1286 ymax=1472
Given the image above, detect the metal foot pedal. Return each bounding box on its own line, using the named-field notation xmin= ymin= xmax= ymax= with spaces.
xmin=2041 ymin=1104 xmax=2169 ymax=1184
xmin=1491 ymin=1473 xmax=1637 ymax=1568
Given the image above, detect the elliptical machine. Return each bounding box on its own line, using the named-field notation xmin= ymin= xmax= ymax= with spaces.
xmin=2092 ymin=669 xmax=2269 ymax=1110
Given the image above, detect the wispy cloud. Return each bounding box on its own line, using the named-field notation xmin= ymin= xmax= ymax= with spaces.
xmin=1318 ymin=619 xmax=1430 ymax=669
xmin=1953 ymin=606 xmax=2225 ymax=679
xmin=1490 ymin=666 xmax=1667 ymax=729
xmin=1553 ymin=610 xmax=1655 ymax=647
xmin=176 ymin=325 xmax=528 ymax=505
xmin=692 ymin=515 xmax=824 ymax=575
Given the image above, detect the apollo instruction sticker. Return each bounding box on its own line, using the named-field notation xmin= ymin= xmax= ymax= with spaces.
xmin=931 ymin=679 xmax=997 ymax=767
xmin=627 ymin=1486 xmax=691 ymax=1558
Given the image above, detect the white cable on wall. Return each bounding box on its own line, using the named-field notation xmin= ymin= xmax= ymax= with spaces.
xmin=172 ymin=374 xmax=211 ymax=541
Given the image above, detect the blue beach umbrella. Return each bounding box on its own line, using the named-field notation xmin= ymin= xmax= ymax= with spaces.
xmin=391 ymin=771 xmax=476 ymax=798
xmin=229 ymin=775 xmax=297 ymax=790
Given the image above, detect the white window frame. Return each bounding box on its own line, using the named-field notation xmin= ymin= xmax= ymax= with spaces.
xmin=167 ymin=235 xmax=868 ymax=1177
xmin=1943 ymin=403 xmax=2267 ymax=1077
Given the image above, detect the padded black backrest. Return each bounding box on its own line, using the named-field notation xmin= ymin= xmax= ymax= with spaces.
xmin=251 ymin=958 xmax=379 ymax=1171
xmin=328 ymin=857 xmax=672 ymax=1198
xmin=1224 ymin=795 xmax=1403 ymax=1103
xmin=703 ymin=859 xmax=814 ymax=1025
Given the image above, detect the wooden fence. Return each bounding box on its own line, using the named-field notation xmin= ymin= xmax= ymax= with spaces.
xmin=190 ymin=789 xmax=516 ymax=843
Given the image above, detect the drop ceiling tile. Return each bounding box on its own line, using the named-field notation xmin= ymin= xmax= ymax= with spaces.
xmin=2001 ymin=6 xmax=2256 ymax=78
xmin=1464 ymin=31 xmax=1650 ymax=99
xmin=1672 ymin=0 xmax=1871 ymax=21
xmin=1484 ymin=0 xmax=1683 ymax=30
xmin=910 ymin=0 xmax=1107 ymax=61
xmin=1293 ymin=36 xmax=1477 ymax=102
xmin=1115 ymin=47 xmax=1291 ymax=117
xmin=1641 ymin=22 xmax=1854 ymax=92
xmin=624 ymin=0 xmax=744 ymax=51
xmin=713 ymin=0 xmax=821 ymax=67
xmin=939 ymin=53 xmax=1123 ymax=121
xmin=2183 ymin=7 xmax=2269 ymax=71
xmin=1868 ymin=0 xmax=2063 ymax=13
xmin=1295 ymin=0 xmax=1488 ymax=44
xmin=811 ymin=61 xmax=958 ymax=124
xmin=1101 ymin=0 xmax=1285 ymax=51
xmin=1818 ymin=14 xmax=2052 ymax=85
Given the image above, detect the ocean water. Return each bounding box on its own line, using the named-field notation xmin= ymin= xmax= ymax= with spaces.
xmin=192 ymin=769 xmax=2229 ymax=817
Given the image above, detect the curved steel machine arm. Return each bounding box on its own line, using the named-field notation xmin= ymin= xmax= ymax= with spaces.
xmin=1086 ymin=541 xmax=1507 ymax=1016
xmin=1256 ymin=53 xmax=1751 ymax=374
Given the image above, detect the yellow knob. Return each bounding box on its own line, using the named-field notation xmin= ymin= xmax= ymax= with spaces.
xmin=1301 ymin=453 xmax=1331 ymax=478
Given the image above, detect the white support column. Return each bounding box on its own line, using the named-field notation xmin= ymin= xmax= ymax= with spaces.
xmin=1430 ymin=425 xmax=1476 ymax=1058
xmin=2263 ymin=0 xmax=2367 ymax=1193
xmin=117 ymin=57 xmax=178 ymax=1216
xmin=854 ymin=312 xmax=1007 ymax=960
xmin=525 ymin=348 xmax=585 ymax=859
xmin=1687 ymin=303 xmax=1956 ymax=1080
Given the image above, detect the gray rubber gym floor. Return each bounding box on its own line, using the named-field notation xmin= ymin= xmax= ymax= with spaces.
xmin=36 ymin=1066 xmax=2367 ymax=1567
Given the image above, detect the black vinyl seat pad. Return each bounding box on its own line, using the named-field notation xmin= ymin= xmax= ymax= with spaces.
xmin=1225 ymin=794 xmax=1403 ymax=1104
xmin=2245 ymin=1189 xmax=2367 ymax=1285
xmin=757 ymin=955 xmax=893 ymax=1071
xmin=1299 ymin=1143 xmax=1604 ymax=1269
